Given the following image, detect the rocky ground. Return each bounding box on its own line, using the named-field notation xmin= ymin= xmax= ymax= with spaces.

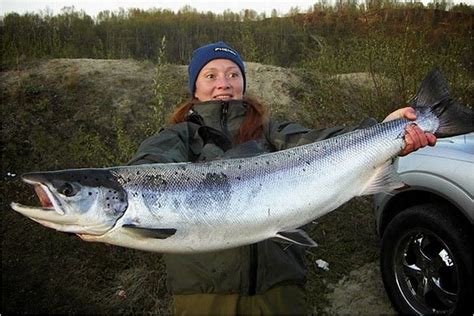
xmin=324 ymin=262 xmax=395 ymax=314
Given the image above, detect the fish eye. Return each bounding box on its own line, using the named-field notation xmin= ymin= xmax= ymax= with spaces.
xmin=58 ymin=183 xmax=77 ymax=197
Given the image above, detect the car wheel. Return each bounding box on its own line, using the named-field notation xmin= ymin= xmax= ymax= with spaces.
xmin=380 ymin=203 xmax=472 ymax=315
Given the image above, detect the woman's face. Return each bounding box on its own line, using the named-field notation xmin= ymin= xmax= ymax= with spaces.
xmin=194 ymin=59 xmax=244 ymax=101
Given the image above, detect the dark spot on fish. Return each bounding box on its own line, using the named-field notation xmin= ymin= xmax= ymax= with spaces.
xmin=238 ymin=165 xmax=242 ymax=169
xmin=266 ymin=161 xmax=270 ymax=165
xmin=106 ymin=197 xmax=110 ymax=200
xmin=237 ymin=176 xmax=241 ymax=180
xmin=143 ymin=174 xmax=167 ymax=187
xmin=136 ymin=171 xmax=140 ymax=175
xmin=205 ymin=172 xmax=228 ymax=182
xmin=107 ymin=204 xmax=110 ymax=207
xmin=305 ymin=161 xmax=311 ymax=165
xmin=88 ymin=192 xmax=92 ymax=196
xmin=187 ymin=172 xmax=231 ymax=208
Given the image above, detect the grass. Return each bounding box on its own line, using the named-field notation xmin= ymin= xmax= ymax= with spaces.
xmin=1 ymin=202 xmax=171 ymax=314
xmin=1 ymin=60 xmax=180 ymax=314
xmin=304 ymin=197 xmax=380 ymax=314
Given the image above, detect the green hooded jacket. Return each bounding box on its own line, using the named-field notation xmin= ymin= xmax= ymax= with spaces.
xmin=128 ymin=99 xmax=376 ymax=295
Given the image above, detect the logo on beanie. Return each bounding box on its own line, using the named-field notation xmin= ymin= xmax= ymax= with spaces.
xmin=214 ymin=47 xmax=237 ymax=56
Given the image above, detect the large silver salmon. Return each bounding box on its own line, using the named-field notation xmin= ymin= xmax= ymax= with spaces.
xmin=11 ymin=69 xmax=474 ymax=253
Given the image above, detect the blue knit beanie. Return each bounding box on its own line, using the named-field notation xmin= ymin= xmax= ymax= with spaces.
xmin=188 ymin=41 xmax=246 ymax=97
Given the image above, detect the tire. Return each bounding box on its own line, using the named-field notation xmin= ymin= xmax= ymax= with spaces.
xmin=380 ymin=203 xmax=472 ymax=315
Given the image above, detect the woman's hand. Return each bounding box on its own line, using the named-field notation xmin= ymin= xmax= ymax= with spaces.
xmin=384 ymin=107 xmax=437 ymax=156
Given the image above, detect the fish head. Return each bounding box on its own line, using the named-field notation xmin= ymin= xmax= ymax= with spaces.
xmin=11 ymin=169 xmax=128 ymax=236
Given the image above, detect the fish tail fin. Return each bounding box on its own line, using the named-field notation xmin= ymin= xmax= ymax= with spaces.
xmin=410 ymin=68 xmax=474 ymax=138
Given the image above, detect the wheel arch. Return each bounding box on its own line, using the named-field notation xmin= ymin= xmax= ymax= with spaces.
xmin=378 ymin=189 xmax=471 ymax=237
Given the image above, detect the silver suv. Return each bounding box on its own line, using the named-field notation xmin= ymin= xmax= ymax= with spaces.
xmin=374 ymin=133 xmax=473 ymax=315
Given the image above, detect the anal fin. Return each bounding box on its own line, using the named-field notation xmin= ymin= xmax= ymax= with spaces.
xmin=272 ymin=229 xmax=318 ymax=247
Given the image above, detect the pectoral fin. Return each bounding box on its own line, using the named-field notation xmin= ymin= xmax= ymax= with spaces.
xmin=122 ymin=224 xmax=176 ymax=239
xmin=272 ymin=229 xmax=318 ymax=247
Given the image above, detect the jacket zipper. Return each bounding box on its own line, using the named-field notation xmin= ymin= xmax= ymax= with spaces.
xmin=220 ymin=100 xmax=258 ymax=295
xmin=248 ymin=243 xmax=258 ymax=295
xmin=220 ymin=101 xmax=230 ymax=139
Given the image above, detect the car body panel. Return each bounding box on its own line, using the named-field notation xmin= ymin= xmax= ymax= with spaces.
xmin=374 ymin=133 xmax=474 ymax=234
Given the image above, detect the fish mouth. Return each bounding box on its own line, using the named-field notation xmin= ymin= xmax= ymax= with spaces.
xmin=14 ymin=176 xmax=65 ymax=215
xmin=11 ymin=176 xmax=66 ymax=224
xmin=11 ymin=174 xmax=116 ymax=236
xmin=33 ymin=184 xmax=56 ymax=210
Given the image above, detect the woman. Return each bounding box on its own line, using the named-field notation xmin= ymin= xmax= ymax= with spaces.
xmin=129 ymin=41 xmax=436 ymax=315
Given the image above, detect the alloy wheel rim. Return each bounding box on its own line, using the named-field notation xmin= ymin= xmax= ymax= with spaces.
xmin=393 ymin=229 xmax=459 ymax=314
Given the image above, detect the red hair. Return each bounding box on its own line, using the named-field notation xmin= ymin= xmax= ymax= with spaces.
xmin=170 ymin=96 xmax=267 ymax=144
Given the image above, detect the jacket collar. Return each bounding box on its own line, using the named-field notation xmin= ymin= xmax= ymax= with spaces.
xmin=190 ymin=100 xmax=247 ymax=133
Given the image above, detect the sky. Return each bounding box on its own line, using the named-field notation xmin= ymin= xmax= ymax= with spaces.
xmin=2 ymin=0 xmax=472 ymax=17
xmin=1 ymin=1 xmax=330 ymax=17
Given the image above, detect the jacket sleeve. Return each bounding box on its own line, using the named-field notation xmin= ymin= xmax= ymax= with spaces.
xmin=127 ymin=122 xmax=202 ymax=165
xmin=264 ymin=118 xmax=378 ymax=151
